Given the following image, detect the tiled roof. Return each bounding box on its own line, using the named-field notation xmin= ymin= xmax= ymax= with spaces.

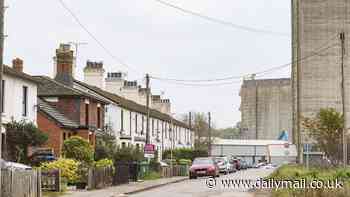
xmin=74 ymin=80 xmax=191 ymax=129
xmin=38 ymin=98 xmax=79 ymax=129
xmin=33 ymin=76 xmax=109 ymax=104
xmin=4 ymin=65 xmax=39 ymax=84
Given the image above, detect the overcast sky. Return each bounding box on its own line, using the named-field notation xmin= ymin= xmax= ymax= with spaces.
xmin=4 ymin=0 xmax=291 ymax=128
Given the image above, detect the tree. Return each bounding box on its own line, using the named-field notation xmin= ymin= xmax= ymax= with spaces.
xmin=62 ymin=136 xmax=94 ymax=165
xmin=5 ymin=120 xmax=48 ymax=163
xmin=182 ymin=112 xmax=218 ymax=150
xmin=215 ymin=127 xmax=240 ymax=139
xmin=95 ymin=125 xmax=118 ymax=161
xmin=302 ymin=108 xmax=343 ymax=165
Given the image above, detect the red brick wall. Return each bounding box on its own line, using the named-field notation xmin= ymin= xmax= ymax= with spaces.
xmin=79 ymin=99 xmax=105 ymax=129
xmin=37 ymin=112 xmax=64 ymax=157
xmin=37 ymin=112 xmax=96 ymax=157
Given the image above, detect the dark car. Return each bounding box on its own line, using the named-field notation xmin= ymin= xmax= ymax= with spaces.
xmin=231 ymin=158 xmax=241 ymax=170
xmin=189 ymin=157 xmax=219 ymax=179
xmin=29 ymin=149 xmax=56 ymax=166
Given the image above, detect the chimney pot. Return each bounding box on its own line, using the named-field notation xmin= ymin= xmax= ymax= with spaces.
xmin=12 ymin=58 xmax=24 ymax=72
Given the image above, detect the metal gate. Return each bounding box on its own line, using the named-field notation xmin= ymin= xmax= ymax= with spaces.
xmin=113 ymin=162 xmax=129 ymax=185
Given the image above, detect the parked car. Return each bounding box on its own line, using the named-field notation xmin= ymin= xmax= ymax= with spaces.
xmin=231 ymin=157 xmax=241 ymax=170
xmin=0 ymin=159 xmax=32 ymax=170
xmin=189 ymin=157 xmax=220 ymax=179
xmin=29 ymin=148 xmax=56 ymax=166
xmin=254 ymin=162 xmax=267 ymax=168
xmin=228 ymin=159 xmax=238 ymax=173
xmin=240 ymin=160 xmax=248 ymax=170
xmin=261 ymin=163 xmax=277 ymax=169
xmin=214 ymin=156 xmax=231 ymax=174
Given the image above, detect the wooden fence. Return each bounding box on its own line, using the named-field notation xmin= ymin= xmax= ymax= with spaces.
xmin=1 ymin=168 xmax=42 ymax=197
xmin=41 ymin=169 xmax=61 ymax=192
xmin=161 ymin=165 xmax=189 ymax=178
xmin=88 ymin=166 xmax=114 ymax=190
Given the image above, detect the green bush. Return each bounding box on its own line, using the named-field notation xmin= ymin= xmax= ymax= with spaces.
xmin=40 ymin=158 xmax=80 ymax=184
xmin=269 ymin=165 xmax=350 ymax=197
xmin=178 ymin=159 xmax=192 ymax=165
xmin=63 ymin=136 xmax=94 ymax=165
xmin=113 ymin=146 xmax=144 ymax=162
xmin=162 ymin=148 xmax=208 ymax=161
xmin=95 ymin=158 xmax=114 ymax=168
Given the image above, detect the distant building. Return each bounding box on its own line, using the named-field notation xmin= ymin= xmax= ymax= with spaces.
xmin=78 ymin=61 xmax=194 ymax=160
xmin=240 ymin=79 xmax=292 ymax=142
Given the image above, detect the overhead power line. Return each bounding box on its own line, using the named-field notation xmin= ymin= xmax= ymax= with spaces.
xmin=150 ymin=38 xmax=339 ymax=84
xmin=57 ymin=0 xmax=142 ymax=75
xmin=153 ymin=0 xmax=289 ymax=37
xmin=156 ymin=80 xmax=243 ymax=87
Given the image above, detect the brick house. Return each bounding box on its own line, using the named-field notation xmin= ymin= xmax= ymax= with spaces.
xmin=35 ymin=44 xmax=109 ymax=157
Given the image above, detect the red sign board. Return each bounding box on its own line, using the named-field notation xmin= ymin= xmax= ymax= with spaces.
xmin=144 ymin=144 xmax=155 ymax=154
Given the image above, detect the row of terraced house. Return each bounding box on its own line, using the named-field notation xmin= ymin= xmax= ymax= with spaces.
xmin=1 ymin=43 xmax=194 ymax=161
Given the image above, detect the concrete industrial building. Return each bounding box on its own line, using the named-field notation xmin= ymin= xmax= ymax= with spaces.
xmin=240 ymin=78 xmax=292 ymax=142
xmin=292 ymin=1 xmax=350 ymax=156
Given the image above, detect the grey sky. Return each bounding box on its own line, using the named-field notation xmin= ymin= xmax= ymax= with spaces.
xmin=4 ymin=0 xmax=291 ymax=128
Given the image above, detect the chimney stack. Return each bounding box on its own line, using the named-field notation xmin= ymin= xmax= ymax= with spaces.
xmin=83 ymin=61 xmax=105 ymax=89
xmin=54 ymin=44 xmax=75 ymax=86
xmin=12 ymin=58 xmax=23 ymax=72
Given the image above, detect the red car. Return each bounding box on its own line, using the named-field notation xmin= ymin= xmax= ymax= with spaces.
xmin=189 ymin=157 xmax=220 ymax=179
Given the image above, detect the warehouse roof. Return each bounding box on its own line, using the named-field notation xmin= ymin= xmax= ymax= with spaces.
xmin=213 ymin=138 xmax=291 ymax=146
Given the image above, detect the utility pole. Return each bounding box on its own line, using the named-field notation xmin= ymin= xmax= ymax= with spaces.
xmin=208 ymin=112 xmax=211 ymax=156
xmin=0 ymin=0 xmax=5 ymax=193
xmin=189 ymin=112 xmax=192 ymax=145
xmin=145 ymin=74 xmax=150 ymax=145
xmin=340 ymin=32 xmax=347 ymax=167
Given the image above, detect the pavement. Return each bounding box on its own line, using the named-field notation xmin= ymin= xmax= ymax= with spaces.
xmin=125 ymin=168 xmax=275 ymax=197
xmin=61 ymin=176 xmax=188 ymax=197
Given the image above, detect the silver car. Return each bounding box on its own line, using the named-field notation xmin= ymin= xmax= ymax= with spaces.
xmin=214 ymin=156 xmax=231 ymax=174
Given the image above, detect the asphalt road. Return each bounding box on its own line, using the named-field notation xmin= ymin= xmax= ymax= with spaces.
xmin=126 ymin=168 xmax=274 ymax=197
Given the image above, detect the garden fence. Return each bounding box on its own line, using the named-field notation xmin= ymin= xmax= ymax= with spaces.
xmin=1 ymin=168 xmax=42 ymax=197
xmin=88 ymin=166 xmax=114 ymax=190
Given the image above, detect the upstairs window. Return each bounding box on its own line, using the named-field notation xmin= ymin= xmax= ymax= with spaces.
xmin=1 ymin=80 xmax=4 ymax=113
xmin=22 ymin=86 xmax=28 ymax=116
xmin=97 ymin=106 xmax=101 ymax=128
xmin=135 ymin=114 xmax=138 ymax=134
xmin=121 ymin=109 xmax=124 ymax=131
xmin=141 ymin=116 xmax=144 ymax=135
xmin=85 ymin=103 xmax=89 ymax=126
